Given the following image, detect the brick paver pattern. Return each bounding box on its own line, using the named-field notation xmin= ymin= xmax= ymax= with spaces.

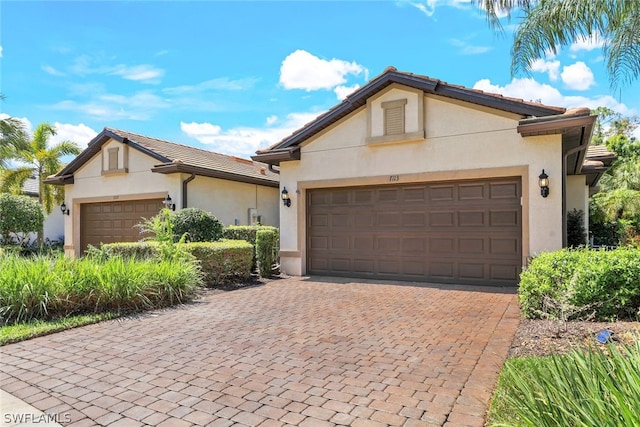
xmin=1 ymin=277 xmax=520 ymax=427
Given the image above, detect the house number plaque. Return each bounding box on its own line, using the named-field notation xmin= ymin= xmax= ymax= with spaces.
xmin=389 ymin=175 xmax=400 ymax=182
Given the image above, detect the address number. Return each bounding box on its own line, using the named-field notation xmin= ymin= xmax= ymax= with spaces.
xmin=389 ymin=175 xmax=400 ymax=182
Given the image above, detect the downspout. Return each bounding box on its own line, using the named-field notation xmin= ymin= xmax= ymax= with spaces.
xmin=562 ymin=128 xmax=587 ymax=247
xmin=181 ymin=173 xmax=196 ymax=209
xmin=268 ymin=164 xmax=280 ymax=174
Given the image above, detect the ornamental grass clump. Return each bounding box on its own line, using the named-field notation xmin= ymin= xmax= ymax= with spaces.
xmin=0 ymin=252 xmax=201 ymax=325
xmin=489 ymin=341 xmax=640 ymax=427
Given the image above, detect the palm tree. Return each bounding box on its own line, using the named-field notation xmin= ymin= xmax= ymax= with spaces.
xmin=1 ymin=123 xmax=80 ymax=215
xmin=0 ymin=96 xmax=29 ymax=169
xmin=477 ymin=0 xmax=640 ymax=90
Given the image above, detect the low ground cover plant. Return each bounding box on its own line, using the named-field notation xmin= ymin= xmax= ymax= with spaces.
xmin=488 ymin=342 xmax=640 ymax=426
xmin=0 ymin=252 xmax=201 ymax=325
xmin=519 ymin=247 xmax=640 ymax=321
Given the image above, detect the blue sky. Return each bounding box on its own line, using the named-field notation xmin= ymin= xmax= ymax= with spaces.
xmin=2 ymin=0 xmax=639 ymax=159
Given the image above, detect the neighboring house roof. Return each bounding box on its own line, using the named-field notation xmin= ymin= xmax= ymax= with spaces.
xmin=45 ymin=128 xmax=279 ymax=187
xmin=21 ymin=174 xmax=39 ymax=197
xmin=252 ymin=66 xmax=613 ymax=188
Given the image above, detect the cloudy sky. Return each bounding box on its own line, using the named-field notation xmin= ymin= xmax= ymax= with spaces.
xmin=2 ymin=0 xmax=639 ymax=159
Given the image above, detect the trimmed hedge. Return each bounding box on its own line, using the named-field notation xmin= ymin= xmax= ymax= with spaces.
xmin=223 ymin=225 xmax=279 ymax=272
xmin=101 ymin=240 xmax=253 ymax=286
xmin=256 ymin=228 xmax=278 ymax=277
xmin=519 ymin=247 xmax=640 ymax=320
xmin=172 ymin=208 xmax=224 ymax=242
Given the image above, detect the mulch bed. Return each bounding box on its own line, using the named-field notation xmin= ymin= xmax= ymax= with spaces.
xmin=509 ymin=318 xmax=640 ymax=358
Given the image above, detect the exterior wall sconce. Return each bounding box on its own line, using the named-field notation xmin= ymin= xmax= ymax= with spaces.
xmin=281 ymin=187 xmax=291 ymax=207
xmin=163 ymin=195 xmax=176 ymax=211
xmin=60 ymin=202 xmax=70 ymax=216
xmin=539 ymin=169 xmax=550 ymax=198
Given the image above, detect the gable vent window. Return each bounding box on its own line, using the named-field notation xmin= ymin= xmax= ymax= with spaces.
xmin=382 ymin=99 xmax=407 ymax=136
xmin=108 ymin=148 xmax=119 ymax=170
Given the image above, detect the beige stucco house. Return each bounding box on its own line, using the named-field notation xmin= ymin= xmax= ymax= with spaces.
xmin=46 ymin=128 xmax=279 ymax=257
xmin=253 ymin=67 xmax=615 ymax=286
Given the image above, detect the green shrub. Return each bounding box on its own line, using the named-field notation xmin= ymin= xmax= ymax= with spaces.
xmin=0 ymin=253 xmax=201 ymax=325
xmin=223 ymin=225 xmax=279 ymax=274
xmin=488 ymin=342 xmax=640 ymax=426
xmin=519 ymin=247 xmax=640 ymax=320
xmin=101 ymin=240 xmax=253 ymax=287
xmin=172 ymin=208 xmax=223 ymax=242
xmin=0 ymin=193 xmax=44 ymax=245
xmin=186 ymin=240 xmax=253 ymax=286
xmin=256 ymin=228 xmax=278 ymax=277
xmin=567 ymin=209 xmax=587 ymax=247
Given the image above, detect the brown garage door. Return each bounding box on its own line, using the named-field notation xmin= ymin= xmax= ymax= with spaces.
xmin=80 ymin=199 xmax=164 ymax=252
xmin=307 ymin=178 xmax=522 ymax=286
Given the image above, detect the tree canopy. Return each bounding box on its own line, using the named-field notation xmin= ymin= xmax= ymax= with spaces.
xmin=478 ymin=0 xmax=640 ymax=90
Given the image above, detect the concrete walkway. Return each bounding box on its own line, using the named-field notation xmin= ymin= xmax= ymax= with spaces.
xmin=1 ymin=277 xmax=520 ymax=426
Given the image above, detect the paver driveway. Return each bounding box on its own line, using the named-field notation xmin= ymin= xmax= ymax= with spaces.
xmin=1 ymin=277 xmax=520 ymax=427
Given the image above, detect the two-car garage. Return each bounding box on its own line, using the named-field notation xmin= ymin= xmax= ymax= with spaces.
xmin=306 ymin=177 xmax=522 ymax=286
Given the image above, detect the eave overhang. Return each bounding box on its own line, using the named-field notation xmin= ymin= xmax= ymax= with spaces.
xmin=251 ymin=147 xmax=301 ymax=166
xmin=151 ymin=163 xmax=279 ymax=188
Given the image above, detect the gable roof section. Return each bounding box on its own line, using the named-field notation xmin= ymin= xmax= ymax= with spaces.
xmin=252 ymin=66 xmax=567 ymax=164
xmin=45 ymin=128 xmax=279 ymax=187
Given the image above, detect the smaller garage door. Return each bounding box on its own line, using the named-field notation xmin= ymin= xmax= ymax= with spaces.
xmin=80 ymin=199 xmax=164 ymax=252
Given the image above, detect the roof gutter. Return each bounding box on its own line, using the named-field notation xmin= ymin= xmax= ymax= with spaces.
xmin=251 ymin=147 xmax=301 ymax=166
xmin=43 ymin=174 xmax=74 ymax=185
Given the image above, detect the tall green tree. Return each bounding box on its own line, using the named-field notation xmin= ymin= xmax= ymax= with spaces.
xmin=478 ymin=0 xmax=640 ymax=90
xmin=0 ymin=96 xmax=29 ymax=169
xmin=1 ymin=123 xmax=80 ymax=215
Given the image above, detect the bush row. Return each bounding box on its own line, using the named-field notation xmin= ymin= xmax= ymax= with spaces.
xmin=101 ymin=240 xmax=253 ymax=286
xmin=222 ymin=225 xmax=279 ymax=274
xmin=519 ymin=247 xmax=640 ymax=320
xmin=0 ymin=253 xmax=202 ymax=325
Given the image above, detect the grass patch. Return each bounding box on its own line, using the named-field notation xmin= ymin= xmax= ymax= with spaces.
xmin=0 ymin=312 xmax=119 ymax=345
xmin=487 ymin=341 xmax=640 ymax=426
xmin=0 ymin=252 xmax=202 ymax=325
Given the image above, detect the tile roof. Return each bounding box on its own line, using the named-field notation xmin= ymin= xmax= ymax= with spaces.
xmin=46 ymin=128 xmax=278 ymax=186
xmin=105 ymin=128 xmax=279 ymax=183
xmin=255 ymin=66 xmax=567 ymax=159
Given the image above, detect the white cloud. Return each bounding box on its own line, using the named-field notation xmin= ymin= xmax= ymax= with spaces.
xmin=0 ymin=45 xmax=3 ymax=58
xmin=163 ymin=77 xmax=259 ymax=95
xmin=181 ymin=112 xmax=319 ymax=158
xmin=50 ymin=91 xmax=169 ymax=121
xmin=473 ymin=77 xmax=634 ymax=114
xmin=404 ymin=0 xmax=472 ymax=17
xmin=561 ymin=61 xmax=595 ymax=90
xmin=110 ymin=64 xmax=164 ymax=84
xmin=334 ymin=84 xmax=360 ymax=100
xmin=42 ymin=65 xmax=66 ymax=76
xmin=51 ymin=122 xmax=98 ymax=148
xmin=266 ymin=115 xmax=278 ymax=125
xmin=449 ymin=38 xmax=492 ymax=55
xmin=530 ymin=58 xmax=561 ymax=81
xmin=570 ymin=31 xmax=605 ymax=52
xmin=279 ymin=50 xmax=366 ymax=92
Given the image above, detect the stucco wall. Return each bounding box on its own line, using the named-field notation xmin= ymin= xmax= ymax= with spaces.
xmin=187 ymin=176 xmax=279 ymax=227
xmin=278 ymin=89 xmax=564 ymax=276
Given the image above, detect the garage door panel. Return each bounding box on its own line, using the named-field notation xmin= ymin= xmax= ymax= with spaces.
xmin=459 ymin=184 xmax=485 ymax=200
xmin=490 ymin=182 xmax=519 ymax=199
xmin=489 ymin=210 xmax=520 ymax=227
xmin=81 ymin=199 xmax=163 ymax=253
xmin=459 ymin=211 xmax=485 ymax=227
xmin=307 ymin=178 xmax=521 ymax=286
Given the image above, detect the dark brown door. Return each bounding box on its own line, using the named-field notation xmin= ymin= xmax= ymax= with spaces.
xmin=80 ymin=199 xmax=164 ymax=252
xmin=307 ymin=178 xmax=522 ymax=286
